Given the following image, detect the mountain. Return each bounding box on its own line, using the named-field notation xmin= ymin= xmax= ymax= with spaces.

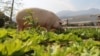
xmin=57 ymin=8 xmax=100 ymax=19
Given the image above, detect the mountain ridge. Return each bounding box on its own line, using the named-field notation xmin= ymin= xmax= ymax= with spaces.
xmin=57 ymin=8 xmax=100 ymax=19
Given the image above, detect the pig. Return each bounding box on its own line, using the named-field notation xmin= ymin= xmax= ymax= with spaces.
xmin=16 ymin=8 xmax=64 ymax=31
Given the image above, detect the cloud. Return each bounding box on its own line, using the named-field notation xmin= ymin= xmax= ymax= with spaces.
xmin=21 ymin=0 xmax=75 ymax=13
xmin=57 ymin=0 xmax=76 ymax=10
xmin=70 ymin=0 xmax=100 ymax=11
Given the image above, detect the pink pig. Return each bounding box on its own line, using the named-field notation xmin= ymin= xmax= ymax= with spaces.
xmin=16 ymin=8 xmax=64 ymax=31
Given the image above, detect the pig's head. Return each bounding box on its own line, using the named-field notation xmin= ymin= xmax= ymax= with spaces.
xmin=52 ymin=20 xmax=65 ymax=33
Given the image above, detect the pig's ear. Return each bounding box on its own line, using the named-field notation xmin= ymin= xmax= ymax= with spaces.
xmin=59 ymin=20 xmax=68 ymax=26
xmin=59 ymin=21 xmax=63 ymax=25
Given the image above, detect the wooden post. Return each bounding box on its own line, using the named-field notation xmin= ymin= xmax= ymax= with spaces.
xmin=97 ymin=16 xmax=100 ymax=26
xmin=66 ymin=19 xmax=68 ymax=26
xmin=9 ymin=0 xmax=14 ymax=24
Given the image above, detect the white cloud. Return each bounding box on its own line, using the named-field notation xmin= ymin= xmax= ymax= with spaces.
xmin=19 ymin=0 xmax=75 ymax=13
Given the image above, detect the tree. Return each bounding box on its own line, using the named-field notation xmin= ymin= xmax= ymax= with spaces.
xmin=0 ymin=0 xmax=23 ymax=22
xmin=0 ymin=11 xmax=9 ymax=28
xmin=0 ymin=0 xmax=23 ymax=28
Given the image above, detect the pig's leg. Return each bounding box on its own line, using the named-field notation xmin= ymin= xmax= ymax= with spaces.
xmin=17 ymin=25 xmax=24 ymax=31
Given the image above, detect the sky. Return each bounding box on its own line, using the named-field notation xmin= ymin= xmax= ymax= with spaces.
xmin=20 ymin=0 xmax=100 ymax=13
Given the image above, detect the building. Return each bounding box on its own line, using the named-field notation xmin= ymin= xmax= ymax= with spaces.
xmin=62 ymin=14 xmax=100 ymax=26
